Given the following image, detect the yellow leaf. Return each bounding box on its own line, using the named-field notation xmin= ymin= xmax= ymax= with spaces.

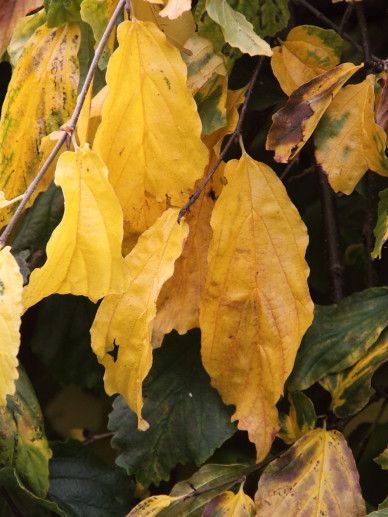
xmin=315 ymin=76 xmax=388 ymax=194
xmin=23 ymin=145 xmax=128 ymax=310
xmin=0 ymin=0 xmax=43 ymax=57
xmin=0 ymin=23 xmax=80 ymax=225
xmin=127 ymin=495 xmax=177 ymax=516
xmin=255 ymin=429 xmax=366 ymax=517
xmin=200 ymin=152 xmax=313 ymax=460
xmin=203 ymin=485 xmax=255 ymax=516
xmin=149 ymin=0 xmax=192 ymax=20
xmin=94 ymin=20 xmax=208 ymax=234
xmin=266 ymin=62 xmax=361 ymax=163
xmin=0 ymin=247 xmax=24 ymax=405
xmin=91 ymin=208 xmax=189 ymax=430
xmin=272 ymin=25 xmax=343 ymax=96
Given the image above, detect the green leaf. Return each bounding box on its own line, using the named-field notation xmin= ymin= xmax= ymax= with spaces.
xmin=7 ymin=9 xmax=47 ymax=67
xmin=254 ymin=0 xmax=290 ymax=38
xmin=0 ymin=468 xmax=65 ymax=517
xmin=0 ymin=368 xmax=52 ymax=498
xmin=278 ymin=392 xmax=317 ymax=444
xmin=372 ymin=189 xmax=388 ymax=259
xmin=108 ymin=332 xmax=236 ymax=487
xmin=195 ymin=74 xmax=228 ymax=134
xmin=288 ymin=287 xmax=388 ymax=391
xmin=375 ymin=448 xmax=388 ymax=470
xmin=48 ymin=440 xmax=134 ymax=517
xmin=320 ymin=328 xmax=388 ymax=418
xmin=45 ymin=0 xmax=82 ymax=27
xmin=80 ymin=0 xmax=114 ymax=69
xmin=368 ymin=497 xmax=388 ymax=516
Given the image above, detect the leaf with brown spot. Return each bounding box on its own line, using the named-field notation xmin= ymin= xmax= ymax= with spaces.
xmin=266 ymin=62 xmax=361 ymax=163
xmin=255 ymin=429 xmax=366 ymax=517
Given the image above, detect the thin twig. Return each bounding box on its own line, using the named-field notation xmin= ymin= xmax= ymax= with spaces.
xmin=0 ymin=0 xmax=127 ymax=249
xmin=354 ymin=2 xmax=371 ymax=61
xmin=83 ymin=431 xmax=114 ymax=445
xmin=280 ymin=154 xmax=299 ymax=180
xmin=178 ymin=57 xmax=265 ymax=222
xmin=338 ymin=4 xmax=354 ymax=36
xmin=355 ymin=398 xmax=388 ymax=463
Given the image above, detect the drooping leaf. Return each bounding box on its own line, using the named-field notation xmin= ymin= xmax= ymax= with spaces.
xmin=0 ymin=0 xmax=43 ymax=57
xmin=0 ymin=247 xmax=23 ymax=405
xmin=271 ymin=25 xmax=343 ymax=95
xmin=7 ymin=8 xmax=46 ymax=66
xmin=315 ymin=76 xmax=388 ymax=194
xmin=372 ymin=189 xmax=388 ymax=259
xmin=93 ymin=20 xmax=208 ymax=234
xmin=255 ymin=429 xmax=365 ymax=516
xmin=0 ymin=369 xmax=52 ymax=498
xmin=205 ymin=0 xmax=272 ymax=57
xmin=288 ymin=287 xmax=388 ymax=391
xmin=375 ymin=448 xmax=388 ymax=470
xmin=108 ymin=333 xmax=235 ymax=487
xmin=44 ymin=0 xmax=82 ymax=26
xmin=202 ymin=485 xmax=255 ymax=516
xmin=200 ymin=152 xmax=313 ymax=460
xmin=0 ymin=23 xmax=80 ymax=226
xmin=23 ymin=145 xmax=129 ymax=310
xmin=266 ymin=62 xmax=362 ymax=163
xmin=278 ymin=391 xmax=317 ymax=444
xmin=320 ymin=329 xmax=388 ymax=418
xmin=91 ymin=208 xmax=189 ymax=431
xmin=48 ymin=440 xmax=134 ymax=517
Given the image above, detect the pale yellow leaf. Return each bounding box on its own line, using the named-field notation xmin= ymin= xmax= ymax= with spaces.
xmin=91 ymin=208 xmax=189 ymax=430
xmin=156 ymin=0 xmax=191 ymax=20
xmin=0 ymin=0 xmax=43 ymax=57
xmin=0 ymin=23 xmax=80 ymax=226
xmin=94 ymin=20 xmax=208 ymax=234
xmin=203 ymin=485 xmax=255 ymax=516
xmin=200 ymin=152 xmax=313 ymax=460
xmin=0 ymin=247 xmax=24 ymax=405
xmin=255 ymin=429 xmax=365 ymax=517
xmin=23 ymin=145 xmax=128 ymax=310
xmin=127 ymin=495 xmax=177 ymax=516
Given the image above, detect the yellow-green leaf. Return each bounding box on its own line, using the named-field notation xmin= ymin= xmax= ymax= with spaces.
xmin=315 ymin=76 xmax=388 ymax=194
xmin=0 ymin=23 xmax=80 ymax=226
xmin=23 ymin=145 xmax=129 ymax=310
xmin=203 ymin=485 xmax=255 ymax=516
xmin=205 ymin=0 xmax=272 ymax=57
xmin=91 ymin=208 xmax=189 ymax=431
xmin=266 ymin=62 xmax=361 ymax=163
xmin=320 ymin=329 xmax=388 ymax=418
xmin=200 ymin=152 xmax=313 ymax=460
xmin=127 ymin=495 xmax=178 ymax=516
xmin=7 ymin=8 xmax=46 ymax=66
xmin=255 ymin=429 xmax=365 ymax=516
xmin=278 ymin=391 xmax=317 ymax=444
xmin=0 ymin=247 xmax=24 ymax=405
xmin=372 ymin=188 xmax=388 ymax=259
xmin=0 ymin=0 xmax=43 ymax=57
xmin=195 ymin=73 xmax=228 ymax=135
xmin=375 ymin=447 xmax=388 ymax=470
xmin=271 ymin=25 xmax=342 ymax=95
xmin=93 ymin=20 xmax=208 ymax=234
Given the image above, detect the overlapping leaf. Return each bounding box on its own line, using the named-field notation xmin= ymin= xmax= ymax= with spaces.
xmin=266 ymin=62 xmax=361 ymax=163
xmin=0 ymin=0 xmax=43 ymax=57
xmin=278 ymin=391 xmax=317 ymax=444
xmin=23 ymin=145 xmax=129 ymax=310
xmin=145 ymin=0 xmax=192 ymax=19
xmin=255 ymin=429 xmax=365 ymax=516
xmin=7 ymin=9 xmax=46 ymax=66
xmin=372 ymin=189 xmax=388 ymax=259
xmin=91 ymin=208 xmax=189 ymax=431
xmin=44 ymin=0 xmax=82 ymax=26
xmin=315 ymin=76 xmax=388 ymax=194
xmin=0 ymin=23 xmax=80 ymax=225
xmin=203 ymin=485 xmax=255 ymax=516
xmin=200 ymin=152 xmax=313 ymax=460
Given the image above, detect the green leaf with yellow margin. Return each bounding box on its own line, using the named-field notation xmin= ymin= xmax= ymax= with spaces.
xmin=23 ymin=145 xmax=129 ymax=310
xmin=266 ymin=62 xmax=362 ymax=163
xmin=91 ymin=208 xmax=189 ymax=431
xmin=271 ymin=25 xmax=343 ymax=95
xmin=278 ymin=391 xmax=317 ymax=444
xmin=202 ymin=485 xmax=255 ymax=516
xmin=288 ymin=287 xmax=388 ymax=391
xmin=255 ymin=429 xmax=365 ymax=516
xmin=372 ymin=188 xmax=388 ymax=259
xmin=44 ymin=0 xmax=82 ymax=27
xmin=320 ymin=328 xmax=388 ymax=418
xmin=0 ymin=368 xmax=52 ymax=498
xmin=93 ymin=20 xmax=208 ymax=235
xmin=200 ymin=152 xmax=313 ymax=461
xmin=315 ymin=76 xmax=388 ymax=194
xmin=7 ymin=9 xmax=46 ymax=66
xmin=0 ymin=247 xmax=23 ymax=405
xmin=0 ymin=23 xmax=80 ymax=226
xmin=375 ymin=448 xmax=388 ymax=470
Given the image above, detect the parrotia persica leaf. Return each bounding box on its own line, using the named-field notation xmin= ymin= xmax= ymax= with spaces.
xmin=145 ymin=0 xmax=192 ymax=20
xmin=278 ymin=391 xmax=317 ymax=445
xmin=315 ymin=76 xmax=388 ymax=194
xmin=0 ymin=247 xmax=23 ymax=405
xmin=255 ymin=429 xmax=365 ymax=516
xmin=44 ymin=0 xmax=82 ymax=27
xmin=0 ymin=0 xmax=43 ymax=57
xmin=205 ymin=0 xmax=272 ymax=57
xmin=320 ymin=328 xmax=388 ymax=418
xmin=7 ymin=8 xmax=46 ymax=66
xmin=288 ymin=287 xmax=388 ymax=391
xmin=94 ymin=20 xmax=208 ymax=235
xmin=271 ymin=25 xmax=342 ymax=95
xmin=23 ymin=145 xmax=129 ymax=310
xmin=91 ymin=208 xmax=189 ymax=431
xmin=200 ymin=152 xmax=313 ymax=460
xmin=255 ymin=0 xmax=289 ymax=38
xmin=266 ymin=62 xmax=361 ymax=163
xmin=372 ymin=188 xmax=388 ymax=259
xmin=0 ymin=23 xmax=80 ymax=226
xmin=203 ymin=485 xmax=255 ymax=517
xmin=375 ymin=448 xmax=388 ymax=470
xmin=127 ymin=495 xmax=178 ymax=516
